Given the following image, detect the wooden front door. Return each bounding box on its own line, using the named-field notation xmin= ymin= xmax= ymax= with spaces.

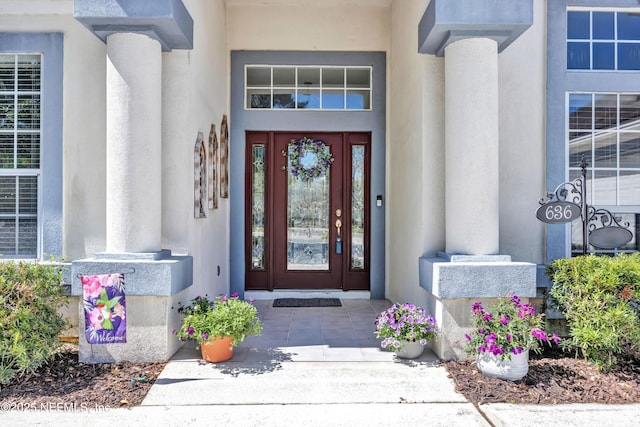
xmin=245 ymin=131 xmax=370 ymax=291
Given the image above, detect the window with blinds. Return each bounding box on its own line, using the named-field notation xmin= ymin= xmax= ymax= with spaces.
xmin=0 ymin=54 xmax=41 ymax=258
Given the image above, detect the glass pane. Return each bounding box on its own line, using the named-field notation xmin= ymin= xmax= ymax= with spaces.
xmin=351 ymin=145 xmax=365 ymax=270
xmin=618 ymin=13 xmax=640 ymax=40
xmin=569 ymin=132 xmax=592 ymax=167
xmin=593 ymin=132 xmax=616 ymax=168
xmin=592 ymin=12 xmax=614 ymax=40
xmin=322 ymin=90 xmax=344 ymax=109
xmin=567 ymin=11 xmax=590 ymax=39
xmin=620 ymin=171 xmax=640 ymax=205
xmin=569 ymin=94 xmax=593 ymax=129
xmin=618 ymin=44 xmax=640 ymax=70
xmin=247 ymin=89 xmax=271 ymax=109
xmin=273 ymin=67 xmax=295 ymax=87
xmin=246 ymin=67 xmax=270 ymax=86
xmin=0 ymin=218 xmax=16 ymax=255
xmin=592 ymin=43 xmax=614 ymax=69
xmin=0 ymin=95 xmax=15 ymax=129
xmin=567 ymin=42 xmax=590 ymax=69
xmin=17 ymin=133 xmax=39 ymax=168
xmin=620 ymin=133 xmax=640 ymax=168
xmin=593 ymin=169 xmax=617 ymax=205
xmin=297 ymin=90 xmax=320 ymax=109
xmin=0 ymin=176 xmax=16 ymax=214
xmin=287 ymin=144 xmax=330 ymax=271
xmin=17 ymin=55 xmax=40 ymax=92
xmin=594 ymin=94 xmax=617 ymax=130
xmin=17 ymin=217 xmax=36 ymax=256
xmin=322 ymin=68 xmax=344 ymax=88
xmin=620 ymin=94 xmax=640 ymax=131
xmin=297 ymin=68 xmax=320 ymax=88
xmin=0 ymin=134 xmax=14 ymax=168
xmin=273 ymin=89 xmax=295 ymax=109
xmin=346 ymin=68 xmax=370 ymax=88
xmin=347 ymin=90 xmax=370 ymax=110
xmin=18 ymin=176 xmax=37 ymax=215
xmin=0 ymin=55 xmax=15 ymax=91
xmin=251 ymin=145 xmax=265 ymax=270
xmin=17 ymin=94 xmax=40 ymax=129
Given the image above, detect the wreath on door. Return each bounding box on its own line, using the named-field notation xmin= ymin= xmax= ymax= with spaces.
xmin=288 ymin=137 xmax=334 ymax=182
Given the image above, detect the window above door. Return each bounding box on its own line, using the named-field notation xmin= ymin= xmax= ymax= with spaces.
xmin=245 ymin=65 xmax=372 ymax=111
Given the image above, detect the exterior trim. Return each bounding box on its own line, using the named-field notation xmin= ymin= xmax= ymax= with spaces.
xmin=73 ymin=0 xmax=194 ymax=51
xmin=230 ymin=51 xmax=386 ymax=299
xmin=0 ymin=33 xmax=63 ymax=259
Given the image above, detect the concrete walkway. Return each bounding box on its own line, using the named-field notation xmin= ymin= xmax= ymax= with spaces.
xmin=2 ymin=300 xmax=640 ymax=426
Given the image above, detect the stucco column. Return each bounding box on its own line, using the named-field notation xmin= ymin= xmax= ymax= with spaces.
xmin=106 ymin=32 xmax=162 ymax=253
xmin=444 ymin=38 xmax=499 ymax=255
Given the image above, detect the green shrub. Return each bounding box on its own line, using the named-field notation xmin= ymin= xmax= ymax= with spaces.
xmin=546 ymin=253 xmax=640 ymax=371
xmin=0 ymin=260 xmax=70 ymax=388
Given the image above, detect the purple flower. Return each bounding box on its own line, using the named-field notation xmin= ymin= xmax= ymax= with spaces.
xmin=483 ymin=313 xmax=493 ymax=322
xmin=552 ymin=333 xmax=560 ymax=345
xmin=220 ymin=295 xmax=228 ymax=302
xmin=477 ymin=328 xmax=486 ymax=334
xmin=485 ymin=332 xmax=497 ymax=344
xmin=249 ymin=297 xmax=255 ymax=303
xmin=531 ymin=329 xmax=548 ymax=341
xmin=511 ymin=347 xmax=524 ymax=355
xmin=464 ymin=334 xmax=471 ymax=341
xmin=500 ymin=316 xmax=509 ymax=326
xmin=172 ymin=329 xmax=176 ymax=335
xmin=472 ymin=302 xmax=484 ymax=314
xmin=201 ymin=332 xmax=209 ymax=340
xmin=187 ymin=326 xmax=195 ymax=335
xmin=506 ymin=333 xmax=512 ymax=342
xmin=511 ymin=295 xmax=521 ymax=305
xmin=477 ymin=346 xmax=487 ymax=353
xmin=231 ymin=292 xmax=239 ymax=298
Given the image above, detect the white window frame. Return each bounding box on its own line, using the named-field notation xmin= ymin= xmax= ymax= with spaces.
xmin=244 ymin=65 xmax=373 ymax=111
xmin=0 ymin=53 xmax=42 ymax=259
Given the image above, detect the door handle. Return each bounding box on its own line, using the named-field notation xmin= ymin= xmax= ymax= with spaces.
xmin=335 ymin=219 xmax=342 ymax=254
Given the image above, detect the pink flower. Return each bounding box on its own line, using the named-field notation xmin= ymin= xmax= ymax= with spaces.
xmin=81 ymin=276 xmax=103 ymax=299
xmin=88 ymin=307 xmax=104 ymax=330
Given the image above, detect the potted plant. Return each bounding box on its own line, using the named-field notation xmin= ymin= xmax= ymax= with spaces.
xmin=374 ymin=303 xmax=438 ymax=358
xmin=174 ymin=293 xmax=263 ymax=363
xmin=464 ymin=295 xmax=560 ymax=381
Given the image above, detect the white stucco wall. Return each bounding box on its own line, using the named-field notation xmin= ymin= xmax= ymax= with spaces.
xmin=498 ymin=0 xmax=546 ymax=264
xmin=226 ymin=2 xmax=390 ymax=51
xmin=164 ymin=0 xmax=230 ymax=299
xmin=387 ymin=0 xmax=445 ymax=304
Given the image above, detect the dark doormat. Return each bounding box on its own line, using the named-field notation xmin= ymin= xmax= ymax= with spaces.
xmin=273 ymin=298 xmax=342 ymax=307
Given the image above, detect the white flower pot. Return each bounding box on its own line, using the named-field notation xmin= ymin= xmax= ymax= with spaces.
xmin=395 ymin=340 xmax=425 ymax=359
xmin=476 ymin=349 xmax=529 ymax=381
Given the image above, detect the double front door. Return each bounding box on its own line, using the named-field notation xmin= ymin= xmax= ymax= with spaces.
xmin=245 ymin=131 xmax=370 ymax=291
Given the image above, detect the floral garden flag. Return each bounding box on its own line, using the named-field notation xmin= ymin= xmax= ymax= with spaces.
xmin=81 ymin=273 xmax=126 ymax=344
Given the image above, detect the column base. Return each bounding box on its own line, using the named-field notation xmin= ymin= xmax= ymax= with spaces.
xmin=419 ymin=252 xmax=536 ymax=360
xmin=71 ymin=250 xmax=193 ymax=363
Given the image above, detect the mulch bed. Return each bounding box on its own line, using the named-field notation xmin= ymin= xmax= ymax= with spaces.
xmin=443 ymin=346 xmax=640 ymax=405
xmin=0 ymin=345 xmax=166 ymax=410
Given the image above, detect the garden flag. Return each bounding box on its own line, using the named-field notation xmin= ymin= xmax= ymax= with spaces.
xmin=81 ymin=273 xmax=127 ymax=344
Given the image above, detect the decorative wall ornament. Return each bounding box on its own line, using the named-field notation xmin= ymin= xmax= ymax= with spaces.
xmin=194 ymin=131 xmax=207 ymax=218
xmin=220 ymin=114 xmax=229 ymax=198
xmin=286 ymin=137 xmax=334 ymax=182
xmin=208 ymin=124 xmax=219 ymax=209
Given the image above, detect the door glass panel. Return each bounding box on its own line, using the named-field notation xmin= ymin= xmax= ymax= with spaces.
xmin=251 ymin=145 xmax=265 ymax=270
xmin=287 ymin=145 xmax=329 ymax=271
xmin=351 ymin=145 xmax=365 ymax=270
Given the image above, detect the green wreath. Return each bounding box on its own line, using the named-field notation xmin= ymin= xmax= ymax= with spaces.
xmin=288 ymin=137 xmax=334 ymax=181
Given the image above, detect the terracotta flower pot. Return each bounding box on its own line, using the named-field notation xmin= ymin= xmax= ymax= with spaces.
xmin=200 ymin=336 xmax=234 ymax=363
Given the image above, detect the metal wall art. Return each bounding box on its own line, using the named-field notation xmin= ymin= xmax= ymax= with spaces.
xmin=194 ymin=131 xmax=207 ymax=218
xmin=220 ymin=115 xmax=229 ymax=198
xmin=208 ymin=123 xmax=219 ymax=209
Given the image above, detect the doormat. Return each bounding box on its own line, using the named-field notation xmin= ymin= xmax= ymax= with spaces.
xmin=273 ymin=298 xmax=342 ymax=308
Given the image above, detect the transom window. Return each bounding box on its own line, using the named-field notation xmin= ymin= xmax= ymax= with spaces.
xmin=0 ymin=54 xmax=41 ymax=258
xmin=567 ymin=9 xmax=640 ymax=70
xmin=245 ymin=65 xmax=372 ymax=110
